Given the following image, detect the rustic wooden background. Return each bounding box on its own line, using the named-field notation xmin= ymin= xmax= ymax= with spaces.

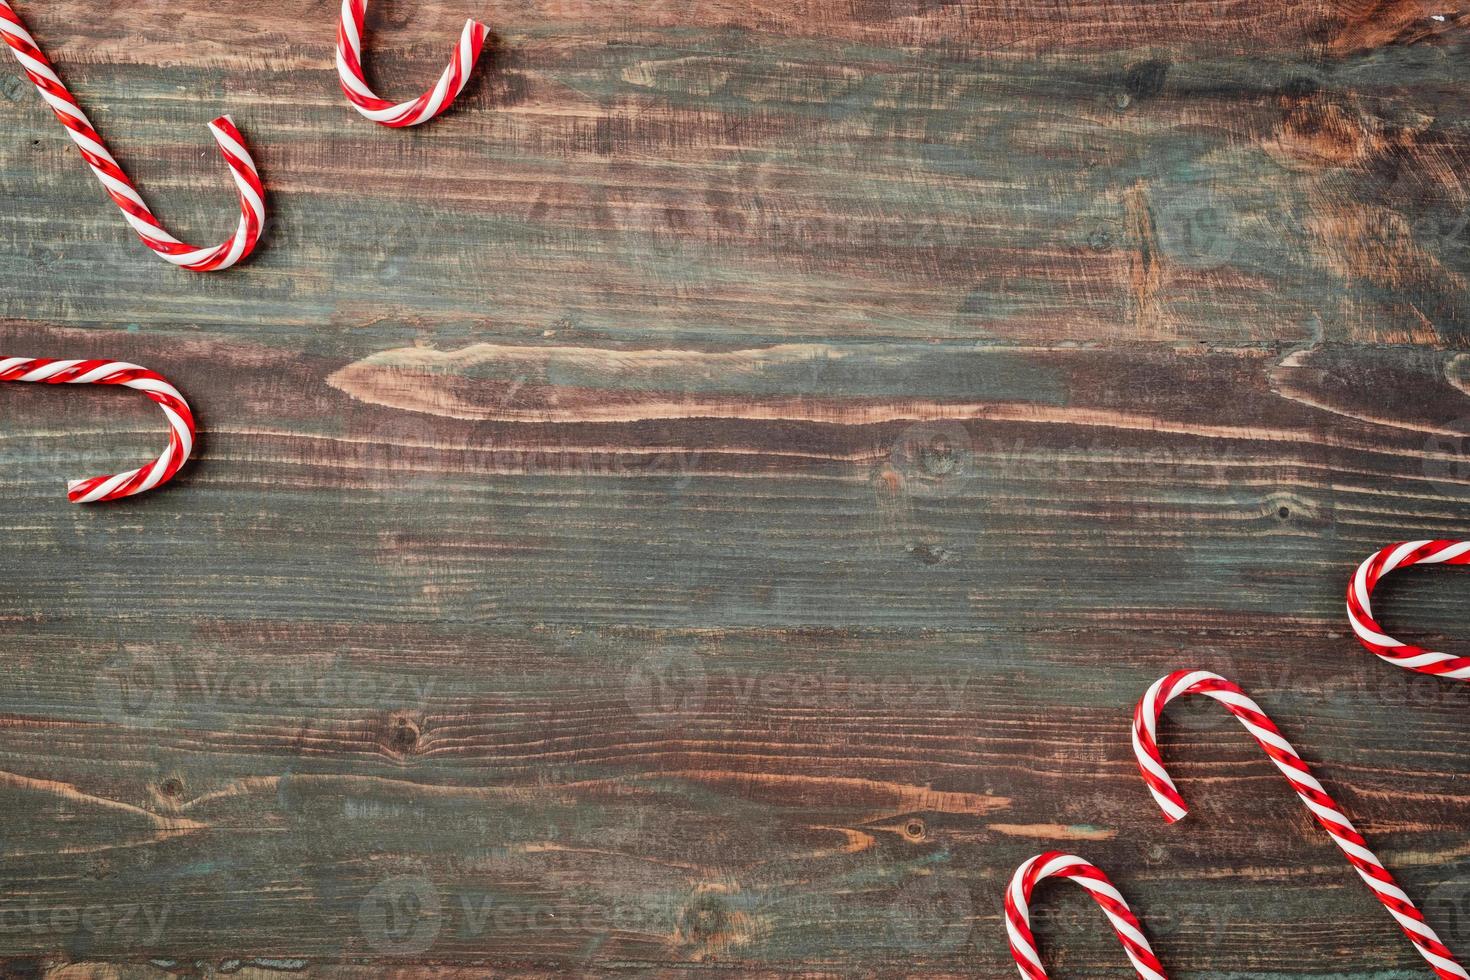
xmin=1 ymin=0 xmax=1469 ymax=975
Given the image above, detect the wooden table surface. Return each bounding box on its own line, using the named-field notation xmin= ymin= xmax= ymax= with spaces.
xmin=2 ymin=1 xmax=1469 ymax=975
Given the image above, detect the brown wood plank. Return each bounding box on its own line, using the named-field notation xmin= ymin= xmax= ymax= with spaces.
xmin=1 ymin=1 xmax=1468 ymax=976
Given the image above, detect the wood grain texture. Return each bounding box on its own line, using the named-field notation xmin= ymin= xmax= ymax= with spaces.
xmin=0 ymin=0 xmax=1468 ymax=976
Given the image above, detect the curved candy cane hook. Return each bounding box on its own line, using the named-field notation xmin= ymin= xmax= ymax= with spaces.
xmin=1133 ymin=669 xmax=1466 ymax=979
xmin=1348 ymin=540 xmax=1470 ymax=680
xmin=0 ymin=2 xmax=265 ymax=271
xmin=337 ymin=0 xmax=489 ymax=127
xmin=1005 ymin=852 xmax=1167 ymax=980
xmin=0 ymin=357 xmax=196 ymax=503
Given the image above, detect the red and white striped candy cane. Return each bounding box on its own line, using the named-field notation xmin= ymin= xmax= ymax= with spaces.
xmin=336 ymin=0 xmax=489 ymax=127
xmin=1133 ymin=669 xmax=1466 ymax=979
xmin=1348 ymin=541 xmax=1470 ymax=680
xmin=0 ymin=2 xmax=265 ymax=271
xmin=0 ymin=358 xmax=195 ymax=503
xmin=1005 ymin=852 xmax=1167 ymax=980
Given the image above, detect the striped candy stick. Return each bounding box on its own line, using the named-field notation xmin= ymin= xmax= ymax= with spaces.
xmin=337 ymin=0 xmax=489 ymax=127
xmin=1133 ymin=669 xmax=1466 ymax=979
xmin=0 ymin=2 xmax=265 ymax=271
xmin=1348 ymin=541 xmax=1470 ymax=680
xmin=0 ymin=358 xmax=195 ymax=503
xmin=1005 ymin=852 xmax=1167 ymax=980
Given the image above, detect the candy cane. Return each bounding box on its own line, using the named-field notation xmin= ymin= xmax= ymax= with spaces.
xmin=0 ymin=358 xmax=195 ymax=503
xmin=336 ymin=0 xmax=489 ymax=127
xmin=1005 ymin=852 xmax=1167 ymax=980
xmin=1133 ymin=669 xmax=1465 ymax=979
xmin=0 ymin=2 xmax=265 ymax=271
xmin=1348 ymin=541 xmax=1470 ymax=680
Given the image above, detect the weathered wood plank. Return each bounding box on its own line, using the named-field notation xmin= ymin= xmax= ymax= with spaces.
xmin=0 ymin=0 xmax=1468 ymax=976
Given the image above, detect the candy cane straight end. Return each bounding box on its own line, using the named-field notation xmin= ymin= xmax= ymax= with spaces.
xmin=337 ymin=1 xmax=492 ymax=128
xmin=0 ymin=1 xmax=267 ymax=272
xmin=1005 ymin=852 xmax=1167 ymax=980
xmin=1 ymin=358 xmax=196 ymax=504
xmin=1132 ymin=668 xmax=1468 ymax=979
xmin=1346 ymin=540 xmax=1470 ymax=681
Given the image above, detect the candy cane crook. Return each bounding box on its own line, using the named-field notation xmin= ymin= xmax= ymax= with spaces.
xmin=0 ymin=2 xmax=265 ymax=271
xmin=337 ymin=0 xmax=489 ymax=127
xmin=1005 ymin=852 xmax=1167 ymax=980
xmin=1348 ymin=541 xmax=1470 ymax=680
xmin=1 ymin=358 xmax=195 ymax=503
xmin=1133 ymin=669 xmax=1466 ymax=979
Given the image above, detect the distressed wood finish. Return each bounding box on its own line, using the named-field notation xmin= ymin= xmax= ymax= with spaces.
xmin=1 ymin=0 xmax=1469 ymax=975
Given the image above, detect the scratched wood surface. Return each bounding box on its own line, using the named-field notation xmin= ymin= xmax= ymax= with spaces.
xmin=1 ymin=0 xmax=1469 ymax=975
